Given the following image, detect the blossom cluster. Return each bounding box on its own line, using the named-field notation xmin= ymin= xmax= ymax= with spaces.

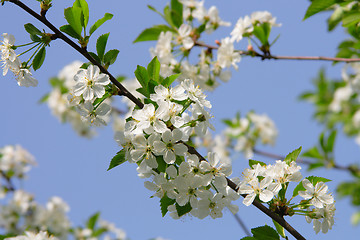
xmin=0 ymin=33 xmax=38 ymax=87
xmin=44 ymin=61 xmax=114 ymax=137
xmin=114 ymin=79 xmax=240 ymax=219
xmin=149 ymin=0 xmax=281 ymax=91
xmin=237 ymin=160 xmax=335 ymax=234
xmin=223 ymin=112 xmax=278 ymax=159
xmin=0 ymin=145 xmax=36 ymax=198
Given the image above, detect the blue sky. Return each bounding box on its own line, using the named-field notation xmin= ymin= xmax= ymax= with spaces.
xmin=1 ymin=0 xmax=359 ymax=239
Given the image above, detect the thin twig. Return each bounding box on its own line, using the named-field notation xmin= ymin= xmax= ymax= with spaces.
xmin=195 ymin=41 xmax=360 ymax=63
xmin=234 ymin=213 xmax=251 ymax=237
xmin=0 ymin=171 xmax=15 ymax=191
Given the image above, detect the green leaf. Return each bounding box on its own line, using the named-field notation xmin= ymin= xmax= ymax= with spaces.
xmin=307 ymin=175 xmax=331 ymax=184
xmin=104 ymin=49 xmax=120 ymax=66
xmin=89 ymin=13 xmax=113 ymax=36
xmin=136 ymin=87 xmax=150 ymax=98
xmin=240 ymin=237 xmax=256 ymax=240
xmin=302 ymin=146 xmax=323 ymax=159
xmin=251 ymin=225 xmax=280 ymax=240
xmin=160 ymin=194 xmax=176 ymax=217
xmin=307 ymin=162 xmax=325 ymax=171
xmin=351 ymin=211 xmax=360 ymax=225
xmin=328 ymin=7 xmax=343 ymax=31
xmin=163 ymin=5 xmax=175 ymax=28
xmin=86 ymin=212 xmax=100 ymax=230
xmin=272 ymin=220 xmax=286 ymax=239
xmin=60 ymin=24 xmax=81 ymax=39
xmin=73 ymin=0 xmax=89 ymax=28
xmin=147 ymin=57 xmax=160 ymax=83
xmin=88 ymin=52 xmax=101 ymax=64
xmin=170 ymin=0 xmax=183 ymax=28
xmin=64 ymin=7 xmax=83 ymax=36
xmin=175 ymin=202 xmax=192 ymax=217
xmin=327 ymin=130 xmax=337 ymax=153
xmin=96 ymin=33 xmax=109 ymax=61
xmin=147 ymin=5 xmax=163 ymax=17
xmin=107 ymin=149 xmax=126 ymax=171
xmin=133 ymin=25 xmax=174 ymax=43
xmin=24 ymin=23 xmax=42 ymax=36
xmin=155 ymin=156 xmax=167 ymax=173
xmin=33 ymin=46 xmax=46 ymax=71
xmin=249 ymin=159 xmax=267 ymax=168
xmin=303 ymin=0 xmax=337 ymax=20
xmin=293 ymin=181 xmax=306 ymax=197
xmin=253 ymin=25 xmax=268 ymax=45
xmin=342 ymin=12 xmax=360 ymax=27
xmin=38 ymin=93 xmax=50 ymax=104
xmin=162 ymin=73 xmax=180 ymax=87
xmin=134 ymin=65 xmax=149 ymax=88
xmin=284 ymin=147 xmax=302 ymax=165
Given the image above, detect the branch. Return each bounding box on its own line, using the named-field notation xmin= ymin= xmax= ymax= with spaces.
xmin=253 ymin=148 xmax=360 ymax=175
xmin=194 ymin=41 xmax=360 ymax=63
xmin=5 ymin=2 xmax=306 ymax=239
xmin=8 ymin=0 xmax=143 ymax=109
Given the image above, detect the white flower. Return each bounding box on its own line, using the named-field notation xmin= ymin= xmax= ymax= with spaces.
xmin=251 ymin=11 xmax=281 ymax=27
xmin=181 ymin=79 xmax=211 ymax=108
xmin=5 ymin=231 xmax=58 ymax=240
xmin=299 ymin=179 xmax=334 ymax=208
xmin=73 ymin=65 xmax=110 ymax=101
xmin=238 ymin=176 xmax=274 ymax=206
xmin=329 ymin=85 xmax=353 ymax=112
xmin=131 ymin=134 xmax=160 ymax=168
xmin=230 ymin=16 xmax=252 ymax=42
xmin=0 ymin=145 xmax=36 ymax=178
xmin=76 ymin=101 xmax=111 ymax=126
xmin=306 ymin=204 xmax=336 ymax=234
xmin=217 ymin=37 xmax=241 ymax=70
xmin=58 ymin=60 xmax=83 ymax=89
xmin=132 ymin=103 xmax=168 ymax=134
xmin=153 ymin=129 xmax=187 ymax=164
xmin=150 ymin=85 xmax=187 ymax=103
xmin=150 ymin=32 xmax=174 ymax=64
xmin=177 ymin=24 xmax=194 ymax=49
xmin=0 ymin=33 xmax=17 ymax=62
xmin=196 ymin=192 xmax=226 ymax=219
xmin=205 ymin=6 xmax=231 ymax=33
xmin=12 ymin=65 xmax=38 ymax=87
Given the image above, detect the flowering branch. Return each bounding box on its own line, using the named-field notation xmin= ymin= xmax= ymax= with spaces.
xmin=7 ymin=0 xmax=143 ymax=108
xmin=0 ymin=170 xmax=15 ymax=191
xmin=194 ymin=41 xmax=360 ymax=63
xmin=253 ymin=148 xmax=360 ymax=175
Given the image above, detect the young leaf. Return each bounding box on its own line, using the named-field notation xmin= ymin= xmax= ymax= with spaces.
xmin=251 ymin=225 xmax=280 ymax=240
xmin=284 ymin=147 xmax=302 ymax=165
xmin=302 ymin=146 xmax=323 ymax=159
xmin=33 ymin=46 xmax=46 ymax=71
xmin=303 ymin=0 xmax=337 ymax=20
xmin=147 ymin=56 xmax=160 ymax=83
xmin=134 ymin=65 xmax=149 ymax=88
xmin=306 ymin=175 xmax=331 ymax=184
xmin=162 ymin=73 xmax=180 ymax=87
xmin=249 ymin=159 xmax=266 ymax=168
xmin=175 ymin=202 xmax=192 ymax=217
xmin=292 ymin=181 xmax=305 ymax=197
xmin=64 ymin=7 xmax=83 ymax=37
xmin=160 ymin=194 xmax=176 ymax=217
xmin=86 ymin=212 xmax=100 ymax=230
xmin=24 ymin=23 xmax=42 ymax=36
xmin=73 ymin=0 xmax=89 ymax=28
xmin=170 ymin=0 xmax=183 ymax=28
xmin=253 ymin=25 xmax=267 ymax=45
xmin=107 ymin=149 xmax=126 ymax=171
xmin=88 ymin=52 xmax=101 ymax=64
xmin=342 ymin=12 xmax=360 ymax=27
xmin=96 ymin=33 xmax=110 ymax=61
xmin=133 ymin=25 xmax=174 ymax=43
xmin=60 ymin=24 xmax=81 ymax=39
xmin=147 ymin=5 xmax=163 ymax=17
xmin=272 ymin=220 xmax=286 ymax=239
xmin=89 ymin=13 xmax=113 ymax=36
xmin=104 ymin=49 xmax=120 ymax=66
xmin=327 ymin=130 xmax=337 ymax=153
xmin=155 ymin=156 xmax=167 ymax=173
